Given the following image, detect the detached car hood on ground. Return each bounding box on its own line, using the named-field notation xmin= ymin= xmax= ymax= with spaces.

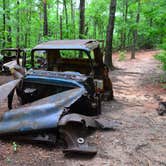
xmin=0 ymin=88 xmax=85 ymax=134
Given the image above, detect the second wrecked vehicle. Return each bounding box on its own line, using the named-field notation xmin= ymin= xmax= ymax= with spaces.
xmin=0 ymin=40 xmax=114 ymax=155
xmin=0 ymin=48 xmax=26 ymax=73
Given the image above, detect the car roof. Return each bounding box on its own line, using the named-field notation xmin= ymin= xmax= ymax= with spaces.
xmin=32 ymin=40 xmax=99 ymax=52
xmin=1 ymin=48 xmax=26 ymax=53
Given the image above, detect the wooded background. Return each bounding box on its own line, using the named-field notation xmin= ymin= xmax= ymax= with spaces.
xmin=0 ymin=0 xmax=166 ymax=62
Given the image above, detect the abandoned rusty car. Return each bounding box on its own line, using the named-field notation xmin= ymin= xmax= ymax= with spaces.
xmin=0 ymin=48 xmax=26 ymax=73
xmin=0 ymin=40 xmax=114 ymax=155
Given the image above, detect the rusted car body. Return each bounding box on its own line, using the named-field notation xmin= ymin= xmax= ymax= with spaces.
xmin=31 ymin=40 xmax=113 ymax=100
xmin=0 ymin=40 xmax=114 ymax=155
xmin=0 ymin=48 xmax=26 ymax=73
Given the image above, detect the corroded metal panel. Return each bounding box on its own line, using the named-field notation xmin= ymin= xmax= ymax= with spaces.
xmin=0 ymin=88 xmax=85 ymax=134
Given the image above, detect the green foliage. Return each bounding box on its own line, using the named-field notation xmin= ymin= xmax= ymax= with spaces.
xmin=0 ymin=54 xmax=3 ymax=61
xmin=12 ymin=142 xmax=19 ymax=152
xmin=158 ymin=73 xmax=166 ymax=89
xmin=6 ymin=157 xmax=11 ymax=163
xmin=0 ymin=0 xmax=165 ymax=55
xmin=118 ymin=50 xmax=126 ymax=61
xmin=159 ymin=75 xmax=166 ymax=83
xmin=160 ymin=39 xmax=166 ymax=50
xmin=161 ymin=84 xmax=166 ymax=89
xmin=155 ymin=51 xmax=166 ymax=70
xmin=60 ymin=50 xmax=89 ymax=58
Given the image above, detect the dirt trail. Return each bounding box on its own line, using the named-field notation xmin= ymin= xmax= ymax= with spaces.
xmin=0 ymin=50 xmax=166 ymax=166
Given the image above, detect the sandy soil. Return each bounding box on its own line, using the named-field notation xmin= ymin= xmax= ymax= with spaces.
xmin=0 ymin=50 xmax=166 ymax=166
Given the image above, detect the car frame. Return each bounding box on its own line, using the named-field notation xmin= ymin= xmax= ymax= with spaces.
xmin=30 ymin=39 xmax=113 ymax=100
xmin=0 ymin=40 xmax=114 ymax=155
xmin=0 ymin=48 xmax=26 ymax=73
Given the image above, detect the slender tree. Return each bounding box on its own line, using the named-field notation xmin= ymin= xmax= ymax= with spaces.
xmin=43 ymin=0 xmax=48 ymax=36
xmin=131 ymin=0 xmax=140 ymax=59
xmin=55 ymin=0 xmax=59 ymax=39
xmin=25 ymin=4 xmax=32 ymax=48
xmin=2 ymin=0 xmax=6 ymax=48
xmin=105 ymin=0 xmax=117 ymax=69
xmin=70 ymin=0 xmax=75 ymax=38
xmin=79 ymin=0 xmax=85 ymax=39
xmin=56 ymin=0 xmax=59 ymax=23
xmin=93 ymin=20 xmax=97 ymax=39
xmin=120 ymin=0 xmax=128 ymax=49
xmin=60 ymin=15 xmax=63 ymax=39
xmin=16 ymin=0 xmax=20 ymax=47
xmin=63 ymin=0 xmax=68 ymax=37
xmin=63 ymin=0 xmax=68 ymax=25
xmin=6 ymin=0 xmax=12 ymax=47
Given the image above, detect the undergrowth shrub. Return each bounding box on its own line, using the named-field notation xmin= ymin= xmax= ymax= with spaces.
xmin=118 ymin=50 xmax=126 ymax=61
xmin=155 ymin=51 xmax=166 ymax=71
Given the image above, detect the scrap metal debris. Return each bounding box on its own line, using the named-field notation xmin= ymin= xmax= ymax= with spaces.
xmin=156 ymin=102 xmax=166 ymax=116
xmin=0 ymin=79 xmax=21 ymax=104
xmin=95 ymin=118 xmax=120 ymax=130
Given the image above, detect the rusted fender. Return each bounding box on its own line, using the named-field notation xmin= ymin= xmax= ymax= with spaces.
xmin=0 ymin=88 xmax=86 ymax=135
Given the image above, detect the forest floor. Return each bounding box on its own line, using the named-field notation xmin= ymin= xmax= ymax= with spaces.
xmin=0 ymin=50 xmax=166 ymax=166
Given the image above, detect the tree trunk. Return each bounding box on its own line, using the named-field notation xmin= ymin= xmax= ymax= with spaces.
xmin=124 ymin=0 xmax=128 ymax=48
xmin=70 ymin=0 xmax=75 ymax=38
xmin=63 ymin=0 xmax=68 ymax=25
xmin=104 ymin=0 xmax=117 ymax=69
xmin=16 ymin=0 xmax=20 ymax=48
xmin=7 ymin=17 xmax=12 ymax=47
xmin=56 ymin=0 xmax=59 ymax=39
xmin=79 ymin=0 xmax=85 ymax=39
xmin=56 ymin=0 xmax=59 ymax=23
xmin=43 ymin=0 xmax=48 ymax=36
xmin=131 ymin=0 xmax=140 ymax=59
xmin=28 ymin=8 xmax=32 ymax=47
xmin=60 ymin=15 xmax=63 ymax=39
xmin=6 ymin=0 xmax=12 ymax=47
xmin=63 ymin=0 xmax=68 ymax=37
xmin=93 ymin=21 xmax=97 ymax=39
xmin=131 ymin=31 xmax=137 ymax=59
xmin=2 ymin=0 xmax=6 ymax=48
xmin=25 ymin=6 xmax=31 ymax=48
xmin=121 ymin=0 xmax=128 ymax=49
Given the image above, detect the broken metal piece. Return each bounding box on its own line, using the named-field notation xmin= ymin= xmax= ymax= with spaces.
xmin=58 ymin=113 xmax=97 ymax=128
xmin=157 ymin=102 xmax=166 ymax=116
xmin=16 ymin=133 xmax=57 ymax=144
xmin=58 ymin=113 xmax=118 ymax=154
xmin=59 ymin=113 xmax=120 ymax=130
xmin=95 ymin=118 xmax=120 ymax=130
xmin=0 ymin=88 xmax=85 ymax=134
xmin=59 ymin=123 xmax=97 ymax=155
xmin=0 ymin=79 xmax=21 ymax=104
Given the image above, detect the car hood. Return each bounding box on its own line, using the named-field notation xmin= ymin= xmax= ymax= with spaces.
xmin=26 ymin=69 xmax=88 ymax=82
xmin=0 ymin=88 xmax=86 ymax=135
xmin=24 ymin=69 xmax=89 ymax=89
